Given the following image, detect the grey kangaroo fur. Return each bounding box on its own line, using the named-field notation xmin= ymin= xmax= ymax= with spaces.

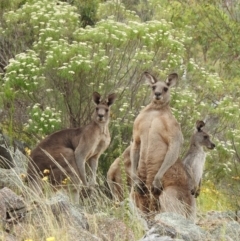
xmin=28 ymin=92 xmax=117 ymax=194
xmin=183 ymin=120 xmax=215 ymax=197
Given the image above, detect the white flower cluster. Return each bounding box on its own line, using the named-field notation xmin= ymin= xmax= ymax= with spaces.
xmin=24 ymin=104 xmax=62 ymax=135
xmin=3 ymin=51 xmax=44 ymax=93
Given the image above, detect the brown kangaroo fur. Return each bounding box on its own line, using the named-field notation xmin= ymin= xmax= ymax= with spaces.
xmin=130 ymin=72 xmax=183 ymax=212
xmin=27 ymin=92 xmax=116 ymax=197
xmin=110 ymin=148 xmax=194 ymax=217
xmin=182 ymin=120 xmax=215 ymax=197
xmin=107 ymin=145 xmax=132 ymax=201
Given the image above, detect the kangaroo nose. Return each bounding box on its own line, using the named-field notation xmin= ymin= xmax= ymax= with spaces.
xmin=98 ymin=114 xmax=104 ymax=118
xmin=212 ymin=143 xmax=216 ymax=149
xmin=155 ymin=92 xmax=161 ymax=97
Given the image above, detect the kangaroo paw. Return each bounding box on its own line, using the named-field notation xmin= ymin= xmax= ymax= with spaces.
xmin=151 ymin=186 xmax=163 ymax=196
xmin=152 ymin=179 xmax=163 ymax=195
xmin=134 ymin=183 xmax=148 ymax=195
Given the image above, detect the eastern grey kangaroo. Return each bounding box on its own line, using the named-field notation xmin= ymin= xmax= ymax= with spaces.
xmin=131 ymin=72 xmax=183 ymax=194
xmin=28 ymin=92 xmax=116 ymax=193
xmin=183 ymin=120 xmax=215 ymax=197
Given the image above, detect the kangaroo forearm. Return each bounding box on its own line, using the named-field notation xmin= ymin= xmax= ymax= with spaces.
xmin=154 ymin=148 xmax=179 ymax=181
xmin=130 ymin=149 xmax=140 ymax=176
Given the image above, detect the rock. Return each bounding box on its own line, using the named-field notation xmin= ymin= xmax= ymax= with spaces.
xmin=0 ymin=145 xmax=14 ymax=169
xmin=139 ymin=232 xmax=184 ymax=241
xmin=45 ymin=191 xmax=89 ymax=230
xmin=0 ymin=187 xmax=26 ymax=223
xmin=140 ymin=212 xmax=209 ymax=241
xmin=0 ymin=149 xmax=28 ymax=190
xmin=198 ymin=211 xmax=240 ymax=241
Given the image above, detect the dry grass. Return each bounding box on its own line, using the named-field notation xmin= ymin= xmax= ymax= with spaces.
xmin=0 ymin=148 xmax=145 ymax=241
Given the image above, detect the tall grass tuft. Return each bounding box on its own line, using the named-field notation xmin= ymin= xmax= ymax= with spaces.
xmin=0 ymin=147 xmax=145 ymax=241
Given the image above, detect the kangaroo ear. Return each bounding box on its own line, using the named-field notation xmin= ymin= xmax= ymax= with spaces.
xmin=92 ymin=92 xmax=101 ymax=105
xmin=166 ymin=73 xmax=178 ymax=87
xmin=107 ymin=93 xmax=117 ymax=106
xmin=143 ymin=72 xmax=158 ymax=85
xmin=196 ymin=120 xmax=205 ymax=132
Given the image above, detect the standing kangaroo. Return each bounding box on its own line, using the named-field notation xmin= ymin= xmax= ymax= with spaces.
xmin=131 ymin=72 xmax=183 ymax=195
xmin=28 ymin=92 xmax=116 ymax=193
xmin=182 ymin=120 xmax=215 ymax=197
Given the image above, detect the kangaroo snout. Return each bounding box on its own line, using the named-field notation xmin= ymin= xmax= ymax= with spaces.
xmin=154 ymin=92 xmax=162 ymax=100
xmin=208 ymin=143 xmax=215 ymax=149
xmin=97 ymin=114 xmax=105 ymax=122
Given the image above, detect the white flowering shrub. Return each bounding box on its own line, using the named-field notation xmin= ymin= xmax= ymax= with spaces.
xmin=3 ymin=51 xmax=44 ymax=99
xmin=4 ymin=0 xmax=79 ymax=43
xmin=25 ymin=104 xmax=62 ymax=135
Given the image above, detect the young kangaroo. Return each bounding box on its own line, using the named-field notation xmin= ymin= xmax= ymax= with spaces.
xmin=183 ymin=120 xmax=215 ymax=197
xmin=107 ymin=145 xmax=132 ymax=201
xmin=28 ymin=92 xmax=117 ymax=192
xmin=131 ymin=72 xmax=183 ymax=196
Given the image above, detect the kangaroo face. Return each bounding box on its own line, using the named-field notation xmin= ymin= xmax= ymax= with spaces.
xmin=194 ymin=120 xmax=215 ymax=149
xmin=196 ymin=131 xmax=215 ymax=149
xmin=92 ymin=92 xmax=117 ymax=124
xmin=151 ymin=82 xmax=170 ymax=102
xmin=95 ymin=104 xmax=110 ymax=123
xmin=143 ymin=72 xmax=178 ymax=104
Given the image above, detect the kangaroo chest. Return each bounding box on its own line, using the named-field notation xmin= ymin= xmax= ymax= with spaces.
xmin=138 ymin=110 xmax=175 ymax=142
xmin=96 ymin=135 xmax=110 ymax=152
xmin=88 ymin=134 xmax=110 ymax=158
xmin=190 ymin=151 xmax=206 ymax=182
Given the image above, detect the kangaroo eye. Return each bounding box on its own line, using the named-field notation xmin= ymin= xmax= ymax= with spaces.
xmin=152 ymin=86 xmax=156 ymax=90
xmin=105 ymin=109 xmax=109 ymax=112
xmin=204 ymin=136 xmax=208 ymax=139
xmin=96 ymin=107 xmax=99 ymax=111
xmin=164 ymin=87 xmax=168 ymax=92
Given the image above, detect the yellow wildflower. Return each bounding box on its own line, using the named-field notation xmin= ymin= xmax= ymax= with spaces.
xmin=232 ymin=176 xmax=240 ymax=180
xmin=43 ymin=169 xmax=50 ymax=174
xmin=42 ymin=176 xmax=49 ymax=181
xmin=24 ymin=147 xmax=31 ymax=156
xmin=205 ymin=188 xmax=210 ymax=193
xmin=62 ymin=176 xmax=71 ymax=184
xmin=20 ymin=173 xmax=26 ymax=179
xmin=46 ymin=237 xmax=55 ymax=241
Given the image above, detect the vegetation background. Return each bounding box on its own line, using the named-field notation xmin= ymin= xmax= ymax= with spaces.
xmin=0 ymin=0 xmax=240 ymax=212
